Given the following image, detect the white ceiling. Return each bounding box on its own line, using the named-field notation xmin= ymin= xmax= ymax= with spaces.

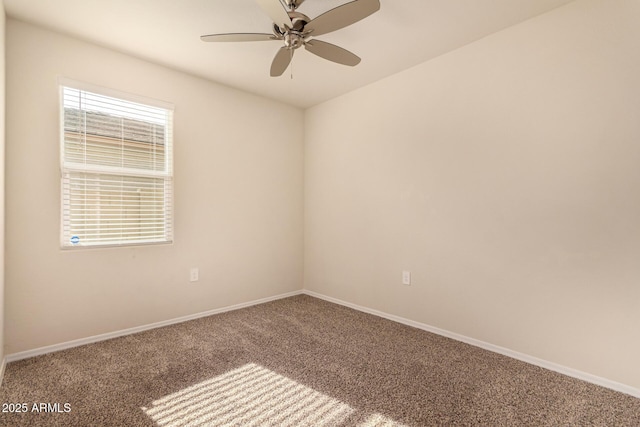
xmin=4 ymin=0 xmax=574 ymax=108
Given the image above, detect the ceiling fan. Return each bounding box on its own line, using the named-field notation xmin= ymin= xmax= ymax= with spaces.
xmin=201 ymin=0 xmax=381 ymax=77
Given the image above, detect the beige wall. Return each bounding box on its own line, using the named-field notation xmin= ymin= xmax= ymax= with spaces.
xmin=305 ymin=0 xmax=640 ymax=390
xmin=5 ymin=19 xmax=303 ymax=354
xmin=0 ymin=0 xmax=5 ymax=367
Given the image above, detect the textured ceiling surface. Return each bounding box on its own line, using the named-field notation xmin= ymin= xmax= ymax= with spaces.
xmin=5 ymin=0 xmax=574 ymax=108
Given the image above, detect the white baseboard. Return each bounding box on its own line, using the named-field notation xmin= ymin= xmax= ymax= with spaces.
xmin=6 ymin=290 xmax=303 ymax=363
xmin=0 ymin=356 xmax=6 ymax=387
xmin=5 ymin=288 xmax=639 ymax=399
xmin=302 ymin=290 xmax=640 ymax=399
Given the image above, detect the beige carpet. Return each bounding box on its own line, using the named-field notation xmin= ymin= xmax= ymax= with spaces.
xmin=0 ymin=295 xmax=638 ymax=426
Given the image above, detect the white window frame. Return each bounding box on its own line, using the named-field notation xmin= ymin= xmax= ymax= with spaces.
xmin=59 ymin=78 xmax=174 ymax=249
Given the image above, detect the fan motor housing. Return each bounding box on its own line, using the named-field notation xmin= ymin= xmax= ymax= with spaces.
xmin=287 ymin=11 xmax=310 ymax=32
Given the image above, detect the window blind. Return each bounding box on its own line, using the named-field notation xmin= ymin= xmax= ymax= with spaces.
xmin=60 ymin=82 xmax=174 ymax=248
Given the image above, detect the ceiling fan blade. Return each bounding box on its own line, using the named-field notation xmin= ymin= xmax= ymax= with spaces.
xmin=305 ymin=39 xmax=361 ymax=66
xmin=271 ymin=47 xmax=293 ymax=77
xmin=200 ymin=33 xmax=277 ymax=42
xmin=305 ymin=0 xmax=380 ymax=37
xmin=256 ymin=0 xmax=292 ymax=29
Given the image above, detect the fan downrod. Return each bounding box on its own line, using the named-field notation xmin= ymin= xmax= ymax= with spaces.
xmin=284 ymin=0 xmax=305 ymax=11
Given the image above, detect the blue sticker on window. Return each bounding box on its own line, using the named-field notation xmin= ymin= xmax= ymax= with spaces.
xmin=70 ymin=236 xmax=80 ymax=244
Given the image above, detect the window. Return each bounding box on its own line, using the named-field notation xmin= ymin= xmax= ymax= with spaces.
xmin=60 ymin=79 xmax=174 ymax=248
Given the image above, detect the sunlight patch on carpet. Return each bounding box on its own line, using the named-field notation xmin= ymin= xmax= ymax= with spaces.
xmin=359 ymin=412 xmax=408 ymax=426
xmin=142 ymin=363 xmax=361 ymax=426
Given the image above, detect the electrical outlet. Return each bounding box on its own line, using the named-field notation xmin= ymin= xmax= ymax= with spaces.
xmin=190 ymin=268 xmax=199 ymax=282
xmin=402 ymin=270 xmax=411 ymax=285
